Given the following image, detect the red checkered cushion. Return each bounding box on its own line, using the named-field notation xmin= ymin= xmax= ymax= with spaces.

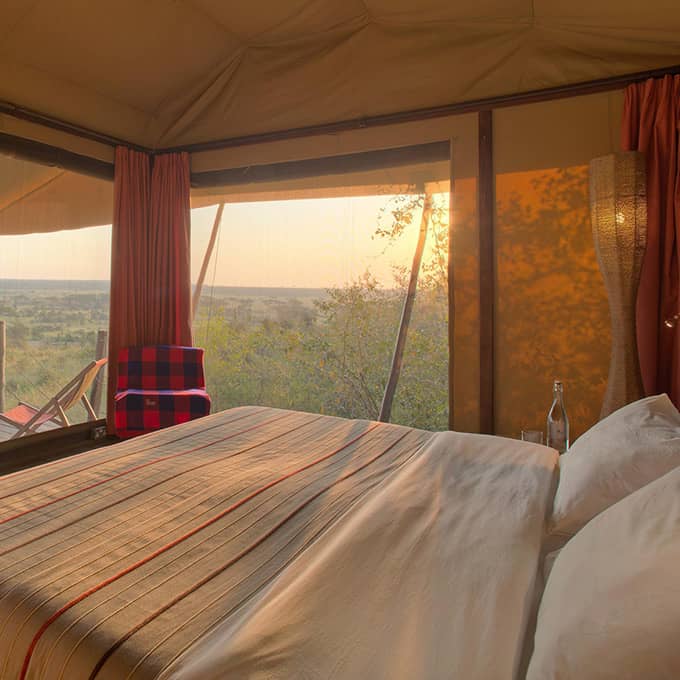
xmin=117 ymin=345 xmax=206 ymax=391
xmin=114 ymin=345 xmax=210 ymax=439
xmin=114 ymin=389 xmax=211 ymax=439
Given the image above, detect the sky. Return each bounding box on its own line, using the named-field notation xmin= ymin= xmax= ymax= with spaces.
xmin=0 ymin=194 xmax=443 ymax=289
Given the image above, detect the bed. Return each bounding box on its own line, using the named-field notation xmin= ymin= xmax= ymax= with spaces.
xmin=0 ymin=397 xmax=678 ymax=680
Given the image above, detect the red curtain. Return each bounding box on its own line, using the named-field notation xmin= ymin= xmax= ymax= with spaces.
xmin=622 ymin=75 xmax=680 ymax=406
xmin=107 ymin=148 xmax=192 ymax=432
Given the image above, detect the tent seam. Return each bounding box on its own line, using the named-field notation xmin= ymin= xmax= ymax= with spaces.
xmin=0 ymin=169 xmax=66 ymax=214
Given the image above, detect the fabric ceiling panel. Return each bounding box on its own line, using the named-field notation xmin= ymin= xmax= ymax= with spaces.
xmin=363 ymin=0 xmax=532 ymax=22
xmin=0 ymin=1 xmax=678 ymax=151
xmin=0 ymin=154 xmax=112 ymax=235
xmin=157 ymin=21 xmax=529 ymax=147
xmin=535 ymin=0 xmax=680 ymax=28
xmin=122 ymin=15 xmax=680 ymax=148
xmin=0 ymin=0 xmax=33 ymax=42
xmin=192 ymin=0 xmax=367 ymax=40
xmin=1 ymin=0 xmax=234 ymax=115
xmin=0 ymin=57 xmax=151 ymax=148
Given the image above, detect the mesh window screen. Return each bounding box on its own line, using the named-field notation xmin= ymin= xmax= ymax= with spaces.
xmin=0 ymin=151 xmax=112 ymax=440
xmin=190 ymin=155 xmax=453 ymax=429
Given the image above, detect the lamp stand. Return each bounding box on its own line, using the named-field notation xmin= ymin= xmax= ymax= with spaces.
xmin=589 ymin=152 xmax=647 ymax=419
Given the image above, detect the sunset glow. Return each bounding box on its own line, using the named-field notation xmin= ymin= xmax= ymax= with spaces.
xmin=0 ymin=194 xmax=445 ymax=289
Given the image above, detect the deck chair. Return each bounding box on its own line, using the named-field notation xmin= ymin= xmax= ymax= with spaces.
xmin=0 ymin=358 xmax=107 ymax=439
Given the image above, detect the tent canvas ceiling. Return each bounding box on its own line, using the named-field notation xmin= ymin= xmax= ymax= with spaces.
xmin=0 ymin=152 xmax=112 ymax=235
xmin=1 ymin=0 xmax=679 ymax=150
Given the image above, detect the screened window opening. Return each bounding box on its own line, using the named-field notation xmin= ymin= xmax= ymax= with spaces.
xmin=0 ymin=152 xmax=113 ymax=441
xmin=191 ymin=164 xmax=451 ymax=431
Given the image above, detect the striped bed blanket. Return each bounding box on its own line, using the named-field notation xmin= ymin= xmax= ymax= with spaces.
xmin=0 ymin=407 xmax=557 ymax=680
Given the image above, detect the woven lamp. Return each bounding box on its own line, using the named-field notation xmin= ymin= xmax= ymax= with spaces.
xmin=589 ymin=151 xmax=647 ymax=419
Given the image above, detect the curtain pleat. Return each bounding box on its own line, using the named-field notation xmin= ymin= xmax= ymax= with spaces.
xmin=107 ymin=148 xmax=192 ymax=432
xmin=148 ymin=153 xmax=192 ymax=346
xmin=622 ymin=75 xmax=680 ymax=406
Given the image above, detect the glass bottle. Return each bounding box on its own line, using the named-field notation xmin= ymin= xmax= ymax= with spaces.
xmin=546 ymin=380 xmax=570 ymax=454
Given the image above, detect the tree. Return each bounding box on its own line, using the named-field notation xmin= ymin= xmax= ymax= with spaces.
xmin=309 ymin=190 xmax=451 ymax=429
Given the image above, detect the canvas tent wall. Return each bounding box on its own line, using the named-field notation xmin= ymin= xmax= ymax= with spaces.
xmin=1 ymin=91 xmax=625 ymax=437
xmin=187 ymin=91 xmax=622 ymax=437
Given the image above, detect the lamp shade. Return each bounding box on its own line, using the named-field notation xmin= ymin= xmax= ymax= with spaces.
xmin=589 ymin=151 xmax=647 ymax=419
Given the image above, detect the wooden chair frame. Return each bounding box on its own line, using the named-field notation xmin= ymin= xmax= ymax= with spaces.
xmin=0 ymin=358 xmax=107 ymax=439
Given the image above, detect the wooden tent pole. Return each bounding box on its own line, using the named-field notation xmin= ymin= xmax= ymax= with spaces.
xmin=192 ymin=203 xmax=225 ymax=322
xmin=478 ymin=110 xmax=495 ymax=435
xmin=0 ymin=320 xmax=5 ymax=413
xmin=378 ymin=193 xmax=433 ymax=423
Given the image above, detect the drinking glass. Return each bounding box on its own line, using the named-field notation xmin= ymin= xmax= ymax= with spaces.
xmin=521 ymin=430 xmax=544 ymax=444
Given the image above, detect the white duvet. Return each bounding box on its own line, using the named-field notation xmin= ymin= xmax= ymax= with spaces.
xmin=159 ymin=431 xmax=557 ymax=680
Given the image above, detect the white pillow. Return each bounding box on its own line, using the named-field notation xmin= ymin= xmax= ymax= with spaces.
xmin=528 ymin=465 xmax=680 ymax=680
xmin=550 ymin=393 xmax=680 ymax=542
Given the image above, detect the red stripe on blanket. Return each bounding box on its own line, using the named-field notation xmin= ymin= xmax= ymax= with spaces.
xmin=0 ymin=412 xmax=293 ymax=527
xmin=89 ymin=430 xmax=416 ymax=679
xmin=0 ymin=413 xmax=319 ymax=560
xmin=19 ymin=422 xmax=381 ymax=680
xmin=0 ymin=408 xmax=265 ymax=502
